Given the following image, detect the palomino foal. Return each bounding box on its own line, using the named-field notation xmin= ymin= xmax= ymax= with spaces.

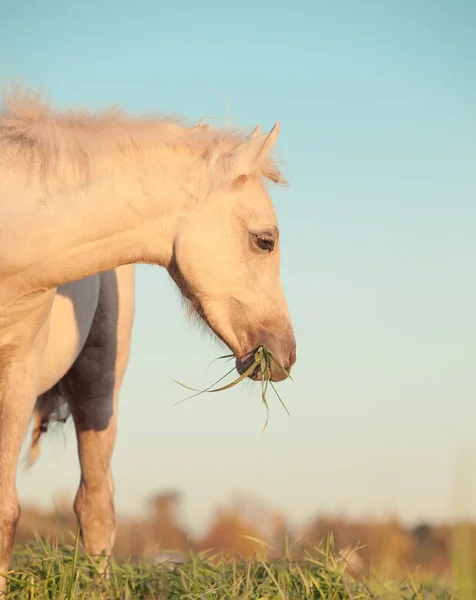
xmin=0 ymin=89 xmax=296 ymax=592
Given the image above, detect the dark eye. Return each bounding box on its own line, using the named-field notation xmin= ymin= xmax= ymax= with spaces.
xmin=253 ymin=233 xmax=275 ymax=252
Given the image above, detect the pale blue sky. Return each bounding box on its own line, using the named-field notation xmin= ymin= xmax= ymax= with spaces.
xmin=1 ymin=0 xmax=475 ymax=535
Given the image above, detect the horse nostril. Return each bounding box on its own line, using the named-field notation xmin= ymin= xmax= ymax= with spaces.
xmin=288 ymin=346 xmax=297 ymax=368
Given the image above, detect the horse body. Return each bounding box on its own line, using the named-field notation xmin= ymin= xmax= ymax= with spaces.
xmin=32 ymin=265 xmax=135 ymax=448
xmin=38 ymin=274 xmax=101 ymax=395
xmin=0 ymin=87 xmax=296 ymax=593
xmin=31 ymin=264 xmax=135 ymax=560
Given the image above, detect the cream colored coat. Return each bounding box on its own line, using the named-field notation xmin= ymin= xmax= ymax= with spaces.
xmin=0 ymin=87 xmax=296 ymax=592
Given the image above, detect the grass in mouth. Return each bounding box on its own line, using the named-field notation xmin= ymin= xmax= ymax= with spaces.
xmin=173 ymin=345 xmax=294 ymax=432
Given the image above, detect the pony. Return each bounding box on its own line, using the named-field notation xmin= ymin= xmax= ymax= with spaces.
xmin=0 ymin=87 xmax=296 ymax=592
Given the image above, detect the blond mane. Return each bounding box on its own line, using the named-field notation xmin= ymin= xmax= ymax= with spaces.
xmin=0 ymin=86 xmax=286 ymax=185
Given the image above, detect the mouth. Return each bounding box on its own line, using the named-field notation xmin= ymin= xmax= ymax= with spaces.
xmin=235 ymin=346 xmax=291 ymax=383
xmin=235 ymin=349 xmax=262 ymax=381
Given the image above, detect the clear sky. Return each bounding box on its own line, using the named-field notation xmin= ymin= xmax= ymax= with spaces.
xmin=1 ymin=0 xmax=475 ymax=535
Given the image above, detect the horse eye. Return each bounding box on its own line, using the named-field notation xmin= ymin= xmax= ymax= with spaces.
xmin=253 ymin=234 xmax=275 ymax=252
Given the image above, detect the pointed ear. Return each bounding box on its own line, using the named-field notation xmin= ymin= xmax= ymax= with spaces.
xmin=248 ymin=124 xmax=262 ymax=139
xmin=224 ymin=122 xmax=280 ymax=179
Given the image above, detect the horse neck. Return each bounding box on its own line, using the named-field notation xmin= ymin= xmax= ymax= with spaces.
xmin=2 ymin=158 xmax=189 ymax=299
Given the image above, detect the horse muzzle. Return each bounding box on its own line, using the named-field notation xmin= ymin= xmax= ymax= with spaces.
xmin=235 ymin=331 xmax=296 ymax=383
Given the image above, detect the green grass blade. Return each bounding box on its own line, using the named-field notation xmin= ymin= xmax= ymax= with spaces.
xmin=173 ymin=365 xmax=237 ymax=405
xmin=270 ymin=381 xmax=291 ymax=416
xmin=203 ymin=361 xmax=258 ymax=392
xmin=174 ymin=344 xmax=294 ymax=425
xmin=265 ymin=347 xmax=295 ymax=383
xmin=205 ymin=353 xmax=235 ymax=371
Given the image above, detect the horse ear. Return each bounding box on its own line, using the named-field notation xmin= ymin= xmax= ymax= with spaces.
xmin=248 ymin=125 xmax=262 ymax=139
xmin=228 ymin=123 xmax=280 ymax=178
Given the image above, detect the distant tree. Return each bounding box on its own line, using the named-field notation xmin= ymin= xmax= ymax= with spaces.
xmin=198 ymin=506 xmax=265 ymax=560
xmin=143 ymin=489 xmax=190 ymax=555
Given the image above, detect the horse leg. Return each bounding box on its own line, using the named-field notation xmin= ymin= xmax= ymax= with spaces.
xmin=0 ymin=293 xmax=54 ymax=594
xmin=66 ymin=266 xmax=134 ymax=571
xmin=71 ymin=387 xmax=118 ymax=568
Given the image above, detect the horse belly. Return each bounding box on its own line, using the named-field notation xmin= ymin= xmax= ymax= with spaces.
xmin=38 ymin=275 xmax=100 ymax=395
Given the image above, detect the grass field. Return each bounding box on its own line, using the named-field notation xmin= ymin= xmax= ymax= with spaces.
xmin=3 ymin=538 xmax=466 ymax=599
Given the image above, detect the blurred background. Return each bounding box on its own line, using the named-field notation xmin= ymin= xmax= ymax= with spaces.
xmin=1 ymin=0 xmax=475 ymax=578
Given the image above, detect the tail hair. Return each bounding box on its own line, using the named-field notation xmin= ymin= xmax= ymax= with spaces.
xmin=28 ymin=382 xmax=71 ymax=467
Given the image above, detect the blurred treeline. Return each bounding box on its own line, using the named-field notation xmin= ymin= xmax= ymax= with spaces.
xmin=16 ymin=490 xmax=475 ymax=580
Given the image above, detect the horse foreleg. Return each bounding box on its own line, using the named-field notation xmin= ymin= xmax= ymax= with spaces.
xmin=0 ymin=357 xmax=42 ymax=593
xmin=0 ymin=297 xmax=53 ymax=594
